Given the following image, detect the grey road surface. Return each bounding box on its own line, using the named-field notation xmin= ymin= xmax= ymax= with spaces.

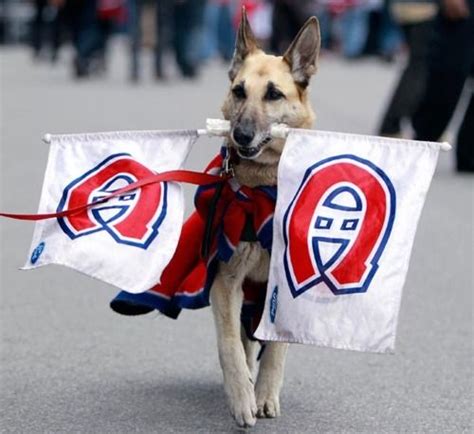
xmin=1 ymin=46 xmax=473 ymax=433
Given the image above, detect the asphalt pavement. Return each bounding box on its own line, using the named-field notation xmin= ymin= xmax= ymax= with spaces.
xmin=1 ymin=45 xmax=472 ymax=433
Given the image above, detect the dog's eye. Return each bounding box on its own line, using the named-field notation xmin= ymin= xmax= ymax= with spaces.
xmin=264 ymin=87 xmax=285 ymax=101
xmin=232 ymin=85 xmax=246 ymax=100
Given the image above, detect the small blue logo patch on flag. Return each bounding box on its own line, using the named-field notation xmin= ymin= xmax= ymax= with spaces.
xmin=270 ymin=286 xmax=278 ymax=323
xmin=31 ymin=242 xmax=45 ymax=264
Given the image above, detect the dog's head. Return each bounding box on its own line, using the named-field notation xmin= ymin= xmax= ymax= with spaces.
xmin=222 ymin=11 xmax=320 ymax=164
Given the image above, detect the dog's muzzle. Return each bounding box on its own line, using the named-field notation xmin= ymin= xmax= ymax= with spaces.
xmin=237 ymin=145 xmax=261 ymax=159
xmin=232 ymin=120 xmax=268 ymax=159
xmin=233 ymin=124 xmax=255 ymax=148
xmin=233 ymin=131 xmax=272 ymax=159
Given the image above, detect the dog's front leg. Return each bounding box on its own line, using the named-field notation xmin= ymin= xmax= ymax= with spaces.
xmin=210 ymin=270 xmax=257 ymax=427
xmin=255 ymin=342 xmax=289 ymax=418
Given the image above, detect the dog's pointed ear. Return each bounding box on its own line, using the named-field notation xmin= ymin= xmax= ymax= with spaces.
xmin=283 ymin=17 xmax=321 ymax=88
xmin=228 ymin=7 xmax=259 ymax=81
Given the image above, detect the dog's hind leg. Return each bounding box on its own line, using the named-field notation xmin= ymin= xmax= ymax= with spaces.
xmin=255 ymin=342 xmax=289 ymax=418
xmin=210 ymin=268 xmax=258 ymax=427
xmin=241 ymin=326 xmax=259 ymax=378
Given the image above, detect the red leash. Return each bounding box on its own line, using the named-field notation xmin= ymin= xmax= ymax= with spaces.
xmin=0 ymin=170 xmax=227 ymax=221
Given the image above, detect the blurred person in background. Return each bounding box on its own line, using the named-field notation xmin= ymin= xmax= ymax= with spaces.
xmin=129 ymin=0 xmax=205 ymax=81
xmin=156 ymin=0 xmax=206 ymax=78
xmin=311 ymin=0 xmax=401 ymax=59
xmin=412 ymin=0 xmax=473 ymax=172
xmin=243 ymin=0 xmax=273 ymax=47
xmin=128 ymin=0 xmax=172 ymax=81
xmin=378 ymin=0 xmax=438 ymax=137
xmin=31 ymin=0 xmax=67 ymax=61
xmin=270 ymin=0 xmax=318 ymax=53
xmin=334 ymin=0 xmax=401 ymax=60
xmin=31 ymin=0 xmax=49 ymax=58
xmin=374 ymin=0 xmax=403 ymax=61
xmin=153 ymin=0 xmax=172 ymax=79
xmin=127 ymin=0 xmax=142 ymax=82
xmin=173 ymin=0 xmax=206 ymax=77
xmin=128 ymin=0 xmax=156 ymax=81
xmin=309 ymin=0 xmax=348 ymax=55
xmin=66 ymin=0 xmax=123 ymax=78
xmin=331 ymin=0 xmax=373 ymax=58
xmin=201 ymin=0 xmax=236 ymax=62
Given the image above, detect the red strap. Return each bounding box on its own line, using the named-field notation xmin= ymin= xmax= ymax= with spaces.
xmin=0 ymin=170 xmax=227 ymax=221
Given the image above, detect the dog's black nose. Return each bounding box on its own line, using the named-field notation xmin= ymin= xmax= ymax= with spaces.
xmin=233 ymin=124 xmax=255 ymax=147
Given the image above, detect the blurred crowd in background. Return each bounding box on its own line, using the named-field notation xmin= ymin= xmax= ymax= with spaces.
xmin=0 ymin=0 xmax=473 ymax=171
xmin=0 ymin=0 xmax=431 ymax=78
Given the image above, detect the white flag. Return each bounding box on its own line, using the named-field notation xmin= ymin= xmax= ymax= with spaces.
xmin=254 ymin=130 xmax=440 ymax=353
xmin=23 ymin=130 xmax=197 ymax=294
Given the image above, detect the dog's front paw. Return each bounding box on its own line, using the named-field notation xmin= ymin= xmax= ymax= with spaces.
xmin=226 ymin=379 xmax=257 ymax=427
xmin=256 ymin=393 xmax=280 ymax=419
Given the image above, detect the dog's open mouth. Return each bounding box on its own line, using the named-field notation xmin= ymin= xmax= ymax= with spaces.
xmin=236 ymin=136 xmax=272 ymax=160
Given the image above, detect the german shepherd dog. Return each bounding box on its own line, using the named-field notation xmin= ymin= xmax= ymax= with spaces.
xmin=211 ymin=12 xmax=321 ymax=427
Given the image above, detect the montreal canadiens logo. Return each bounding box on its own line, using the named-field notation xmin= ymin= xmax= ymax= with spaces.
xmin=283 ymin=154 xmax=396 ymax=297
xmin=57 ymin=153 xmax=167 ymax=249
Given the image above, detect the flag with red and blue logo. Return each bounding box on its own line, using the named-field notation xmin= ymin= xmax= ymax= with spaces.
xmin=23 ymin=130 xmax=197 ymax=294
xmin=254 ymin=130 xmax=440 ymax=353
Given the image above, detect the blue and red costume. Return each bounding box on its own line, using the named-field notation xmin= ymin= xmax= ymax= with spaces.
xmin=110 ymin=149 xmax=276 ymax=337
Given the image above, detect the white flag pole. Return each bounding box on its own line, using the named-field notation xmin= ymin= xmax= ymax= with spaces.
xmin=42 ymin=119 xmax=452 ymax=152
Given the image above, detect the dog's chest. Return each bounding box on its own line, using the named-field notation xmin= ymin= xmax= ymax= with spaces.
xmin=224 ymin=241 xmax=270 ymax=284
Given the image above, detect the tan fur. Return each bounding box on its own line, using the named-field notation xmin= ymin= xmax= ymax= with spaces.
xmin=211 ymin=12 xmax=320 ymax=428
